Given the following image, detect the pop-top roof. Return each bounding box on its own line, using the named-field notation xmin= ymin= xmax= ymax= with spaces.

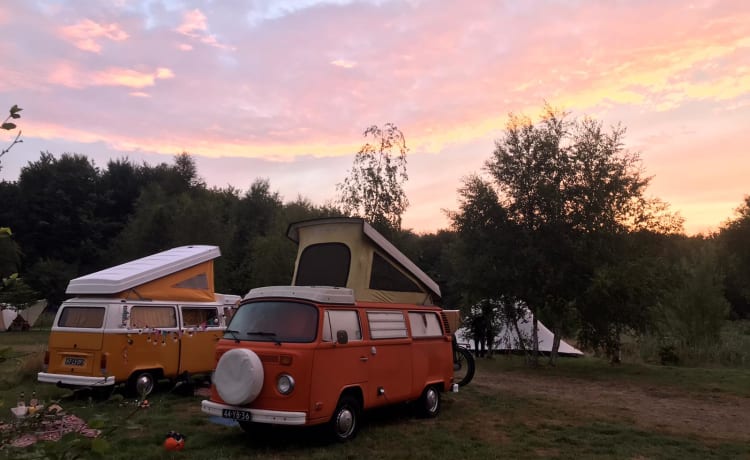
xmin=66 ymin=245 xmax=221 ymax=295
xmin=287 ymin=218 xmax=441 ymax=304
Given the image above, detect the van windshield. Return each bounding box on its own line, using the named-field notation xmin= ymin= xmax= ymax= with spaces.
xmin=226 ymin=301 xmax=318 ymax=343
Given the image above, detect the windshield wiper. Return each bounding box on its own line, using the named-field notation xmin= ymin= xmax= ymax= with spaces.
xmin=246 ymin=331 xmax=281 ymax=345
xmin=225 ymin=329 xmax=241 ymax=343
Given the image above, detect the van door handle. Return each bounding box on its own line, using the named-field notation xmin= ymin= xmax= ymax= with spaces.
xmin=359 ymin=356 xmax=369 ymax=362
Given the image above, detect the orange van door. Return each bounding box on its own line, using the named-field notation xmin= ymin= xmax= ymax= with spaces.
xmin=310 ymin=309 xmax=368 ymax=422
xmin=363 ymin=310 xmax=412 ymax=405
xmin=177 ymin=305 xmax=223 ymax=375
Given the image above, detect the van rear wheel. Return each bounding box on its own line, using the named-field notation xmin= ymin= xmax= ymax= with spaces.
xmin=329 ymin=395 xmax=360 ymax=442
xmin=128 ymin=371 xmax=155 ymax=397
xmin=417 ymin=385 xmax=441 ymax=418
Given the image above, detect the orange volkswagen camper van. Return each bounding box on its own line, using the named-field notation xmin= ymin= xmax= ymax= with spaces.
xmin=38 ymin=245 xmax=239 ymax=395
xmin=201 ymin=218 xmax=456 ymax=440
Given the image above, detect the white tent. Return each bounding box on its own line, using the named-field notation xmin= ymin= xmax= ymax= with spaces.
xmin=0 ymin=308 xmax=17 ymax=331
xmin=455 ymin=307 xmax=583 ymax=356
xmin=0 ymin=300 xmax=47 ymax=331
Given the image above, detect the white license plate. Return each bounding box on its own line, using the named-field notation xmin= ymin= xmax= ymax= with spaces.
xmin=222 ymin=409 xmax=251 ymax=422
xmin=64 ymin=357 xmax=85 ymax=366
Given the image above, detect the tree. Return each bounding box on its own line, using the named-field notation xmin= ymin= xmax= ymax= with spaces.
xmin=718 ymin=196 xmax=750 ymax=318
xmin=461 ymin=104 xmax=681 ymax=364
xmin=337 ymin=123 xmax=409 ymax=235
xmin=651 ymin=239 xmax=729 ymax=351
xmin=0 ymin=105 xmax=23 ymax=171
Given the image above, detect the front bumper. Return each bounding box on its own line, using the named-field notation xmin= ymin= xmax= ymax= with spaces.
xmin=37 ymin=372 xmax=115 ymax=387
xmin=201 ymin=400 xmax=306 ymax=425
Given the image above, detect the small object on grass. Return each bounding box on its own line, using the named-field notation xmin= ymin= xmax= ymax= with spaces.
xmin=163 ymin=431 xmax=186 ymax=451
xmin=47 ymin=404 xmax=64 ymax=415
xmin=139 ymin=399 xmax=150 ymax=409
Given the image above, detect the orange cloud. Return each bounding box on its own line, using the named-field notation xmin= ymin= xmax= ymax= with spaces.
xmin=47 ymin=62 xmax=174 ymax=89
xmin=59 ymin=19 xmax=128 ymax=53
xmin=23 ymin=118 xmax=360 ymax=161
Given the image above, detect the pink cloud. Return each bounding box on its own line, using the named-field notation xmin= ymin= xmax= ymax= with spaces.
xmin=176 ymin=8 xmax=233 ymax=50
xmin=59 ymin=19 xmax=128 ymax=53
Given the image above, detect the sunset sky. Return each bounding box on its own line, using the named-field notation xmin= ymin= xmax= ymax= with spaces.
xmin=1 ymin=0 xmax=748 ymax=235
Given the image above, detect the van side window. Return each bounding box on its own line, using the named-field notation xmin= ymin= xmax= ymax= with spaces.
xmin=58 ymin=307 xmax=105 ymax=328
xmin=322 ymin=310 xmax=362 ymax=342
xmin=408 ymin=311 xmax=443 ymax=337
xmin=182 ymin=307 xmax=220 ymax=327
xmin=130 ymin=306 xmax=177 ymax=328
xmin=369 ymin=252 xmax=423 ymax=293
xmin=367 ymin=311 xmax=408 ymax=339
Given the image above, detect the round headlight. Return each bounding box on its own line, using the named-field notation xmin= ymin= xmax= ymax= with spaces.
xmin=276 ymin=373 xmax=295 ymax=395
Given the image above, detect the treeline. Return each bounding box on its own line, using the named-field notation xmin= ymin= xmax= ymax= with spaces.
xmin=1 ymin=107 xmax=750 ymax=367
xmin=0 ymin=152 xmax=342 ymax=306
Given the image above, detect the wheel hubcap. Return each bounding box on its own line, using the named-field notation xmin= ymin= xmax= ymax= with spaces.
xmin=135 ymin=375 xmax=154 ymax=396
xmin=336 ymin=408 xmax=355 ymax=437
xmin=425 ymin=389 xmax=438 ymax=413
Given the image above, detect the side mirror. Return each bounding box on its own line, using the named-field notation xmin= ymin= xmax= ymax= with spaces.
xmin=336 ymin=330 xmax=348 ymax=345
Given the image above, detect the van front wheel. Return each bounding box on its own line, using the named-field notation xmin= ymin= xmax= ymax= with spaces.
xmin=329 ymin=395 xmax=360 ymax=442
xmin=417 ymin=385 xmax=441 ymax=418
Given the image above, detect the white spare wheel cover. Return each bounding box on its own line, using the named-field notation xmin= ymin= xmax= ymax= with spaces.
xmin=214 ymin=348 xmax=264 ymax=405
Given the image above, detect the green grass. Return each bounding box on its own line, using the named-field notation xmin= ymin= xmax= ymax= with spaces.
xmin=483 ymin=354 xmax=750 ymax=397
xmin=1 ymin=330 xmax=749 ymax=459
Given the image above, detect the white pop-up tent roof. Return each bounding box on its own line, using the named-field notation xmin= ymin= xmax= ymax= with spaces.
xmin=455 ymin=306 xmax=583 ymax=356
xmin=66 ymin=245 xmax=221 ymax=302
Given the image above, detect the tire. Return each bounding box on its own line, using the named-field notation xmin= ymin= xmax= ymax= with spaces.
xmin=417 ymin=385 xmax=441 ymax=418
xmin=453 ymin=346 xmax=475 ymax=387
xmin=129 ymin=371 xmax=155 ymax=397
xmin=329 ymin=395 xmax=361 ymax=442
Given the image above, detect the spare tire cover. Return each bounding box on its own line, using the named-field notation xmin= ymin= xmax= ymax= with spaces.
xmin=214 ymin=348 xmax=264 ymax=405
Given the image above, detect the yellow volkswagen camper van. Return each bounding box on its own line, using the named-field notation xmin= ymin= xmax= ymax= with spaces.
xmin=38 ymin=245 xmax=239 ymax=395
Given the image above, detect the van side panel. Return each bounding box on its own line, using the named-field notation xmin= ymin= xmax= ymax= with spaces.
xmin=362 ymin=337 xmax=413 ymax=407
xmin=410 ymin=337 xmax=453 ymax=393
xmin=110 ymin=331 xmax=180 ymax=380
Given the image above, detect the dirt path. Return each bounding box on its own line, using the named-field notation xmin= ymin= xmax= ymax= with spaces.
xmin=473 ymin=370 xmax=750 ymax=441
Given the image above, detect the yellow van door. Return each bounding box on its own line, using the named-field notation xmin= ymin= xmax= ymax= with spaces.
xmin=47 ymin=305 xmax=106 ymax=378
xmin=177 ymin=305 xmax=223 ymax=375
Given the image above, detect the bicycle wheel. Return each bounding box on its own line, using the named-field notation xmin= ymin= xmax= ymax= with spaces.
xmin=453 ymin=346 xmax=475 ymax=387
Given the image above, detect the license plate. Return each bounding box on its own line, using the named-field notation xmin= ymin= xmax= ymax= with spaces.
xmin=222 ymin=409 xmax=252 ymax=422
xmin=64 ymin=357 xmax=85 ymax=366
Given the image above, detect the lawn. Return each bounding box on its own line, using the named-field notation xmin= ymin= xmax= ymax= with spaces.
xmin=1 ymin=330 xmax=749 ymax=459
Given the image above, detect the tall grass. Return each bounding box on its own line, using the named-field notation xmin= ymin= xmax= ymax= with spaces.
xmin=622 ymin=320 xmax=750 ymax=368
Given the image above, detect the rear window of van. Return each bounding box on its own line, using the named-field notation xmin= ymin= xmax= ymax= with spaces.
xmin=58 ymin=307 xmax=105 ymax=328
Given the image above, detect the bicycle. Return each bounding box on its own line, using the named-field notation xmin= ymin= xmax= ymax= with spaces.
xmin=452 ymin=336 xmax=475 ymax=387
